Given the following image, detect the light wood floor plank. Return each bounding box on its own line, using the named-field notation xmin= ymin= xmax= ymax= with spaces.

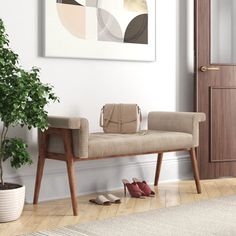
xmin=193 ymin=181 xmax=209 ymax=201
xmin=116 ymin=197 xmax=137 ymax=216
xmin=214 ymin=179 xmax=235 ymax=196
xmin=179 ymin=181 xmax=196 ymax=204
xmin=133 ymin=197 xmax=151 ymax=213
xmin=226 ymin=178 xmax=236 ymax=194
xmin=204 ymin=180 xmax=222 ymax=199
xmin=1 ymin=179 xmax=236 ymax=236
xmin=165 ymin=183 xmax=180 ymax=207
xmin=149 ymin=188 xmax=166 ymax=210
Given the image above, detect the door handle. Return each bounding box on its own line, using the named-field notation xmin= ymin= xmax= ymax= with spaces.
xmin=200 ymin=66 xmax=220 ymax=72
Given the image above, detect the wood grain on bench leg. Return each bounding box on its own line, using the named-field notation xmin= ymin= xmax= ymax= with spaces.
xmin=189 ymin=148 xmax=201 ymax=194
xmin=154 ymin=153 xmax=163 ymax=186
xmin=64 ymin=130 xmax=78 ymax=216
xmin=66 ymin=159 xmax=78 ymax=216
xmin=33 ymin=156 xmax=45 ymax=204
xmin=33 ymin=132 xmax=47 ymax=205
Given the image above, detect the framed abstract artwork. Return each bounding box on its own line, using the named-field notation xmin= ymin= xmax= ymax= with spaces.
xmin=44 ymin=0 xmax=156 ymax=61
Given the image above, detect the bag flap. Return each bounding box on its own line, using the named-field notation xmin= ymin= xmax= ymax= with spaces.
xmin=103 ymin=104 xmax=119 ymax=124
xmin=103 ymin=104 xmax=140 ymax=124
xmin=120 ymin=104 xmax=139 ymax=123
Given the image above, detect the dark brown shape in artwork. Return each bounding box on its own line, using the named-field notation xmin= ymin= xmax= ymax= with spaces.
xmin=57 ymin=0 xmax=83 ymax=6
xmin=124 ymin=14 xmax=148 ymax=44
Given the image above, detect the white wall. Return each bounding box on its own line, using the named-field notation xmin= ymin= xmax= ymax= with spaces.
xmin=0 ymin=0 xmax=194 ymax=203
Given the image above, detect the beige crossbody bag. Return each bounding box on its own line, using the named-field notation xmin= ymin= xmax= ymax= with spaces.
xmin=100 ymin=104 xmax=142 ymax=134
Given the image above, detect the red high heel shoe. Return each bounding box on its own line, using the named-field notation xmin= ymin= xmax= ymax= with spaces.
xmin=132 ymin=178 xmax=155 ymax=197
xmin=122 ymin=179 xmax=145 ymax=198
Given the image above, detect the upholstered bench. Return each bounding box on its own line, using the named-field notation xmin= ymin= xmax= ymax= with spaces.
xmin=33 ymin=111 xmax=206 ymax=215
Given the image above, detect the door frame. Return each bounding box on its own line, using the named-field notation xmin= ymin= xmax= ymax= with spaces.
xmin=194 ymin=0 xmax=236 ymax=179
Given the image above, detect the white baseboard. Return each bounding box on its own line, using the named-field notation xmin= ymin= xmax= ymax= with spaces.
xmin=5 ymin=153 xmax=193 ymax=203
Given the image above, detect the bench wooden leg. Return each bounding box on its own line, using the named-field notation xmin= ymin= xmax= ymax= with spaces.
xmin=189 ymin=148 xmax=201 ymax=194
xmin=63 ymin=129 xmax=78 ymax=216
xmin=66 ymin=159 xmax=78 ymax=216
xmin=154 ymin=153 xmax=163 ymax=186
xmin=34 ymin=131 xmax=48 ymax=205
xmin=33 ymin=156 xmax=45 ymax=204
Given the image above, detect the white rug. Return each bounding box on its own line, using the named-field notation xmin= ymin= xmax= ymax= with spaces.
xmin=23 ymin=195 xmax=236 ymax=236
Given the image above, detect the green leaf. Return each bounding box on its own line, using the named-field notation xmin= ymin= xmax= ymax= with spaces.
xmin=0 ymin=18 xmax=59 ymax=130
xmin=2 ymin=138 xmax=32 ymax=169
xmin=0 ymin=18 xmax=59 ymax=182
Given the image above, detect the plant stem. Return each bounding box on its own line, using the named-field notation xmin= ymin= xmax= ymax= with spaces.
xmin=0 ymin=125 xmax=8 ymax=187
xmin=3 ymin=126 xmax=8 ymax=142
xmin=0 ymin=126 xmax=5 ymax=187
xmin=0 ymin=126 xmax=5 ymax=145
xmin=0 ymin=159 xmax=3 ymax=187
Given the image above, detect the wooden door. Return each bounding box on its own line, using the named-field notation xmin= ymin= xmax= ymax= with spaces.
xmin=195 ymin=0 xmax=236 ymax=179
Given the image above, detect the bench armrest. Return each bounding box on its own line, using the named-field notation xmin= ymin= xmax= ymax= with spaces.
xmin=148 ymin=112 xmax=206 ymax=147
xmin=47 ymin=116 xmax=89 ymax=158
xmin=48 ymin=116 xmax=83 ymax=129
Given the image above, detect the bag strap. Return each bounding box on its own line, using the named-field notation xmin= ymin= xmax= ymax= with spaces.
xmin=99 ymin=106 xmax=104 ymax=127
xmin=119 ymin=104 xmax=122 ymax=133
xmin=138 ymin=106 xmax=142 ymax=123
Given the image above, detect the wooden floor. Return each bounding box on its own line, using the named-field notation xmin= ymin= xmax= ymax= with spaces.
xmin=1 ymin=178 xmax=236 ymax=236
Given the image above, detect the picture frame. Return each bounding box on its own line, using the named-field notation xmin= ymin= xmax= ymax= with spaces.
xmin=44 ymin=0 xmax=156 ymax=61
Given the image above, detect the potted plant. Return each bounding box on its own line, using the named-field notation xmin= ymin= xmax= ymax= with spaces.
xmin=0 ymin=19 xmax=58 ymax=222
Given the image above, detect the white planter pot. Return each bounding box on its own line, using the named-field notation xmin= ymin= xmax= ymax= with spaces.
xmin=0 ymin=184 xmax=25 ymax=222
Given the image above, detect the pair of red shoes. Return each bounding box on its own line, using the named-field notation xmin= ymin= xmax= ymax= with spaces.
xmin=122 ymin=178 xmax=155 ymax=198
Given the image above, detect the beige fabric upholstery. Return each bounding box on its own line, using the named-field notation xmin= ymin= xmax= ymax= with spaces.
xmin=48 ymin=116 xmax=82 ymax=129
xmin=45 ymin=112 xmax=205 ymax=159
xmin=88 ymin=131 xmax=193 ymax=158
xmin=47 ymin=116 xmax=89 ymax=158
xmin=148 ymin=112 xmax=206 ymax=147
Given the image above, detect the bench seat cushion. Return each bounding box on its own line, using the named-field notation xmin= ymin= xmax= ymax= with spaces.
xmin=88 ymin=130 xmax=193 ymax=158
